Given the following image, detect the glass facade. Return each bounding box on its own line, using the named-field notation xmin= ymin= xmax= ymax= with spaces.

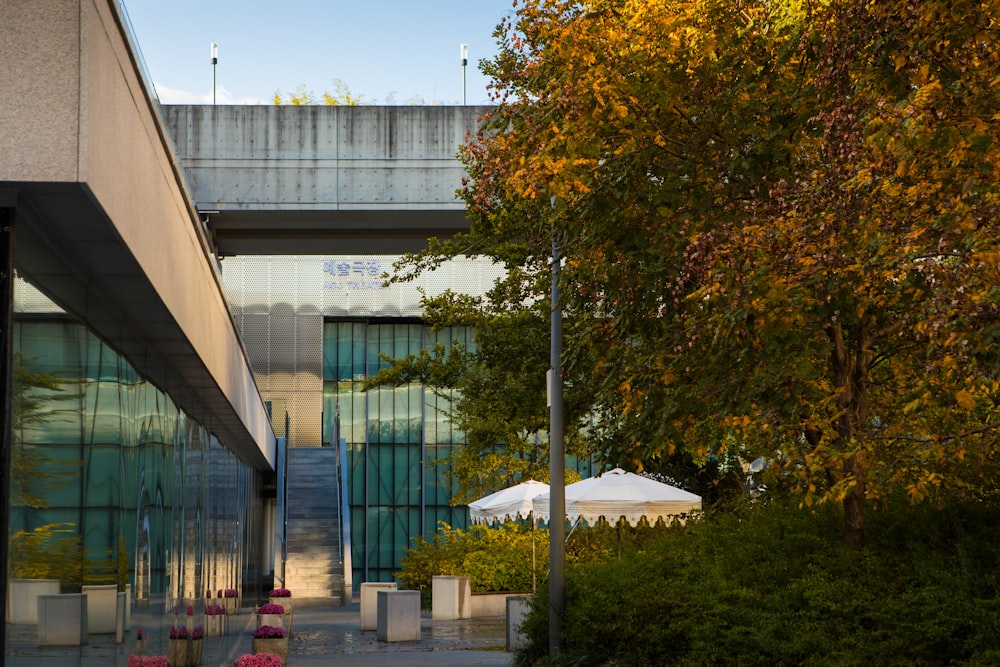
xmin=7 ymin=279 xmax=265 ymax=664
xmin=322 ymin=320 xmax=473 ymax=585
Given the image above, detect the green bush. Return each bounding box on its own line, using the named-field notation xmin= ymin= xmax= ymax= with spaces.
xmin=514 ymin=499 xmax=1000 ymax=666
xmin=8 ymin=523 xmax=84 ymax=592
xmin=398 ymin=521 xmax=545 ymax=606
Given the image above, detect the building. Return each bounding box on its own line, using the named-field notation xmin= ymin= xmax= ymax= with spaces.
xmin=1 ymin=0 xmax=509 ymax=662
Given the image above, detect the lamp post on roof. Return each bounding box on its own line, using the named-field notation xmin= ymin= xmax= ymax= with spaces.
xmin=460 ymin=44 xmax=468 ymax=105
xmin=211 ymin=42 xmax=218 ymax=106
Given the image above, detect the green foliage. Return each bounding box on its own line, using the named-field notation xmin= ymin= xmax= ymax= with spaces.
xmin=117 ymin=532 xmax=129 ymax=591
xmin=8 ymin=523 xmax=84 ymax=591
xmin=398 ymin=522 xmax=544 ymax=606
xmin=11 ymin=351 xmax=82 ymax=508
xmin=514 ymin=498 xmax=1000 ymax=666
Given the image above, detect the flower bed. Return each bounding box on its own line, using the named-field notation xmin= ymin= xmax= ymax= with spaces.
xmin=259 ymin=603 xmax=285 ymax=615
xmin=129 ymin=656 xmax=168 ymax=667
xmin=235 ymin=653 xmax=284 ymax=667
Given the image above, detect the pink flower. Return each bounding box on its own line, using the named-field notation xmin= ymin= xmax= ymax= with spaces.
xmin=169 ymin=626 xmax=188 ymax=640
xmin=268 ymin=588 xmax=292 ymax=597
xmin=186 ymin=605 xmax=194 ymax=616
xmin=191 ymin=626 xmax=204 ymax=639
xmin=205 ymin=604 xmax=226 ymax=616
xmin=252 ymin=625 xmax=286 ymax=639
xmin=235 ymin=654 xmax=285 ymax=667
xmin=259 ymin=603 xmax=285 ymax=614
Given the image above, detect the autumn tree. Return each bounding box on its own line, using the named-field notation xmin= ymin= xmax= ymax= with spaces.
xmin=392 ymin=0 xmax=1000 ymax=547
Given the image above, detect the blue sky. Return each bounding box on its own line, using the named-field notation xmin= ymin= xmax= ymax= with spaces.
xmin=121 ymin=0 xmax=516 ymax=105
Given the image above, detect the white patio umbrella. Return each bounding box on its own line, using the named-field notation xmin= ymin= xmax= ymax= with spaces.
xmin=467 ymin=480 xmax=549 ymax=591
xmin=534 ymin=468 xmax=702 ymax=527
xmin=468 ymin=480 xmax=549 ymax=524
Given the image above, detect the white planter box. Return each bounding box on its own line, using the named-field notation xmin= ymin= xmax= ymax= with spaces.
xmin=432 ymin=575 xmax=471 ymax=620
xmin=81 ymin=584 xmax=118 ymax=634
xmin=7 ymin=578 xmax=60 ymax=624
xmin=506 ymin=595 xmax=532 ymax=652
xmin=37 ymin=593 xmax=88 ymax=646
xmin=360 ymin=582 xmax=396 ymax=630
xmin=377 ymin=590 xmax=421 ymax=642
xmin=472 ymin=592 xmax=523 ymax=618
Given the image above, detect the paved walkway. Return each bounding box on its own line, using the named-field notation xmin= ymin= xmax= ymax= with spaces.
xmin=5 ymin=598 xmax=514 ymax=667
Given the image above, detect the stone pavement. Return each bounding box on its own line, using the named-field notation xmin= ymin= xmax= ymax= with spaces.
xmin=5 ymin=596 xmax=515 ymax=667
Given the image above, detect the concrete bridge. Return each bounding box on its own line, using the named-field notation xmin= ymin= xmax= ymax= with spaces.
xmin=162 ymin=105 xmax=490 ymax=256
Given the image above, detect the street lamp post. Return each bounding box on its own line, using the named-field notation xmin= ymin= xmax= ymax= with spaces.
xmin=460 ymin=43 xmax=468 ymax=105
xmin=211 ymin=42 xmax=218 ymax=105
xmin=549 ymin=237 xmax=565 ymax=654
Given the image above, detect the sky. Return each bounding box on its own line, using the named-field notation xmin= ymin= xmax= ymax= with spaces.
xmin=121 ymin=0 xmax=517 ymax=105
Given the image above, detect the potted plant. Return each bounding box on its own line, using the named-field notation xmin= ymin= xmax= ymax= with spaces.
xmin=256 ymin=603 xmax=286 ymax=629
xmin=168 ymin=626 xmax=188 ymax=667
xmin=221 ymin=588 xmax=240 ymax=615
xmin=135 ymin=627 xmax=144 ymax=656
xmin=205 ymin=603 xmax=226 ymax=637
xmin=251 ymin=625 xmax=288 ymax=662
xmin=129 ymin=656 xmax=169 ymax=667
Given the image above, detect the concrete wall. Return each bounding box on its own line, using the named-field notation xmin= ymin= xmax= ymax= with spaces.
xmin=164 ymin=105 xmax=486 ymax=212
xmin=0 ymin=0 xmax=274 ymax=467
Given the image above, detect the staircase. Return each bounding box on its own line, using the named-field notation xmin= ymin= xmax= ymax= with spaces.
xmin=281 ymin=447 xmax=345 ymax=602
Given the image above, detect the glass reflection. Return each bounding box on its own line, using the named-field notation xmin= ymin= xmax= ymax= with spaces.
xmin=6 ymin=284 xmax=264 ymax=665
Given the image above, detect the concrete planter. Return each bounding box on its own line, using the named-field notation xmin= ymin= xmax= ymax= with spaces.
xmin=506 ymin=595 xmax=532 ymax=652
xmin=269 ymin=596 xmax=292 ymax=611
xmin=377 ymin=590 xmax=421 ymax=642
xmin=37 ymin=593 xmax=88 ymax=646
xmin=251 ymin=636 xmax=288 ymax=662
xmin=7 ymin=578 xmax=60 ymax=624
xmin=167 ymin=638 xmax=188 ymax=667
xmin=432 ymin=575 xmax=471 ymax=620
xmin=471 ymin=591 xmax=527 ymax=618
xmin=256 ymin=613 xmax=285 ymax=629
xmin=360 ymin=582 xmax=396 ymax=630
xmin=205 ymin=614 xmax=225 ymax=637
xmin=189 ymin=637 xmax=203 ymax=666
xmin=81 ymin=584 xmax=118 ymax=634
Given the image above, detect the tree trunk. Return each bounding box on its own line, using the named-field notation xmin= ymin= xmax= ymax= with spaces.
xmin=827 ymin=321 xmax=870 ymax=549
xmin=842 ymin=453 xmax=865 ymax=549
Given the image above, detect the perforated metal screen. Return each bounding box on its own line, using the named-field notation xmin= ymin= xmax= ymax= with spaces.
xmin=222 ymin=255 xmax=503 ymax=447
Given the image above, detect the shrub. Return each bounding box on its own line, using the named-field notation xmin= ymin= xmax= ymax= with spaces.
xmin=398 ymin=522 xmax=543 ymax=606
xmin=513 ymin=499 xmax=1000 ymax=666
xmin=168 ymin=626 xmax=187 ymax=640
xmin=205 ymin=604 xmax=225 ymax=616
xmin=268 ymin=588 xmax=291 ymax=597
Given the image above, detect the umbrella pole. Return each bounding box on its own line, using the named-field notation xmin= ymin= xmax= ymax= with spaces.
xmin=531 ymin=511 xmax=536 ymax=593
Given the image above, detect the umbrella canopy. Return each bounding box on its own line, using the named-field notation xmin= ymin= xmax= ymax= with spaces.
xmin=468 ymin=480 xmax=550 ymax=524
xmin=534 ymin=468 xmax=702 ymax=527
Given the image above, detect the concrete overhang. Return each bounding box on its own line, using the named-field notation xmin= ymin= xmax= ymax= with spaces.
xmin=0 ymin=0 xmax=275 ymax=469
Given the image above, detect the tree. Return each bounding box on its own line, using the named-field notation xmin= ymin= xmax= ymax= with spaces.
xmin=272 ymin=79 xmax=368 ymax=105
xmin=364 ymin=267 xmax=590 ymax=503
xmin=402 ymin=0 xmax=1000 ymax=547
